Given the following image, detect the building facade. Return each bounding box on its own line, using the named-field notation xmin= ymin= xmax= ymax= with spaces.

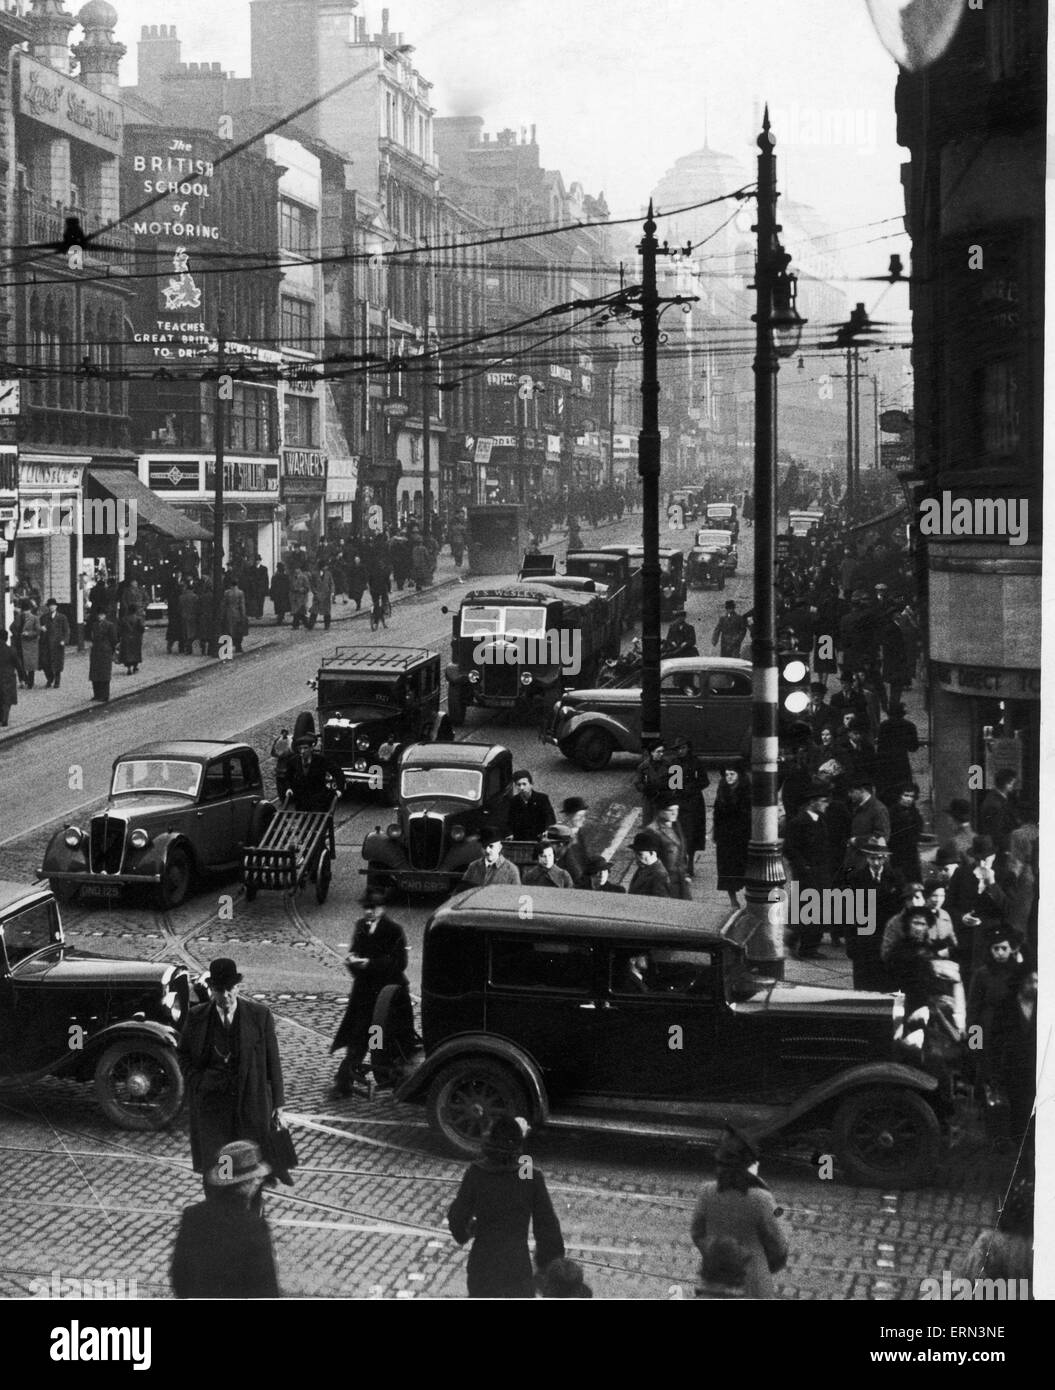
xmin=895 ymin=0 xmax=1044 ymax=820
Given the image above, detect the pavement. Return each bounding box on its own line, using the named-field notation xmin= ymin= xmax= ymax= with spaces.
xmin=0 ymin=512 xmax=637 ymax=746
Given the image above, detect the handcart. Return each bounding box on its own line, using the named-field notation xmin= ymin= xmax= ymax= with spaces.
xmin=243 ymin=791 xmax=340 ymax=904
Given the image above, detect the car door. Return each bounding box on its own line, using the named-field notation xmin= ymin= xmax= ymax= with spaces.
xmin=0 ymin=902 xmax=64 ymax=1075
xmin=484 ymin=935 xmax=603 ymax=1095
xmin=195 ymin=758 xmax=234 ymax=867
xmin=659 ymin=669 xmax=704 ymax=746
xmin=590 ymin=945 xmax=731 ymax=1098
xmin=696 ymin=669 xmax=753 ymax=759
xmin=227 ymin=751 xmax=261 ymax=855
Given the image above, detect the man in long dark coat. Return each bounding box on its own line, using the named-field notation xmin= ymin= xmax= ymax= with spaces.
xmin=783 ymin=780 xmax=832 ymax=957
xmin=506 ymin=770 xmax=556 ymax=842
xmin=40 ymin=598 xmax=69 ymax=688
xmin=178 ymin=958 xmax=286 ymax=1188
xmin=331 ymin=890 xmax=411 ymax=1093
xmin=87 ymin=609 xmax=118 ymax=701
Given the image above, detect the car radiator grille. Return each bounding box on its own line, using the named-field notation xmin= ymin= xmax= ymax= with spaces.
xmin=89 ymin=815 xmax=126 ymax=874
xmin=408 ymin=814 xmax=444 ymax=870
xmin=481 ymin=664 xmax=519 ymax=699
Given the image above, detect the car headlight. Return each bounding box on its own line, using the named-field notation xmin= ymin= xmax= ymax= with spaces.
xmin=130 ymin=828 xmax=151 ymax=851
xmin=450 ymin=825 xmax=466 ymax=842
xmin=63 ymin=826 xmax=83 ymax=849
xmin=468 ymin=671 xmax=480 ymax=684
xmin=161 ymin=988 xmax=182 ymax=1024
xmin=556 ymin=705 xmax=574 ymax=720
xmin=386 ymin=824 xmax=402 ymax=839
xmin=356 ymin=736 xmax=371 ymax=751
xmin=520 ymin=671 xmax=533 ymax=686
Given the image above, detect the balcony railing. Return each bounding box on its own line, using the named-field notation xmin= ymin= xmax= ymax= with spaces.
xmin=16 ymin=192 xmax=134 ymax=270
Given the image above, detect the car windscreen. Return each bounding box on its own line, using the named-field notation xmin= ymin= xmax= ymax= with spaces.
xmin=401 ymin=767 xmax=483 ymax=801
xmin=318 ymin=678 xmax=402 ymax=708
xmin=111 ymin=759 xmax=201 ymax=797
xmin=695 ymin=531 xmax=730 ymax=547
xmin=3 ymin=898 xmax=62 ymax=970
xmin=569 ymin=560 xmax=618 ymax=582
xmin=460 ymin=605 xmax=547 ymax=639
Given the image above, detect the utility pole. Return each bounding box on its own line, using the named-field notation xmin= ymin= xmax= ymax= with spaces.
xmin=741 ymin=108 xmax=803 ymax=982
xmin=210 ymin=306 xmax=226 ymax=658
xmin=852 ymin=345 xmax=861 ymax=499
xmin=845 ymin=344 xmax=855 ymax=513
xmin=608 ymin=361 xmax=617 ymax=489
xmin=637 ymin=203 xmax=663 ymax=752
xmin=421 ymin=272 xmax=432 ymax=540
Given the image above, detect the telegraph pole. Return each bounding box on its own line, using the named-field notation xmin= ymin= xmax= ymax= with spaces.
xmin=741 ymin=109 xmax=795 ymax=980
xmin=637 ymin=203 xmax=663 ymax=752
xmin=210 ymin=306 xmax=226 ymax=657
xmin=421 ymin=272 xmax=432 ymax=540
xmin=845 ymin=344 xmax=855 ymax=512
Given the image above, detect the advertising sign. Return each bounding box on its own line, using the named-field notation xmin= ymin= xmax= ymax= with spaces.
xmin=16 ymin=55 xmax=123 ymax=153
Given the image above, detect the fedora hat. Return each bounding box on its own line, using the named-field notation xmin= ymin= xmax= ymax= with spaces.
xmin=715 ymin=1125 xmax=759 ymax=1168
xmin=852 ymin=834 xmax=890 ymax=855
xmin=632 ymin=829 xmax=663 ymax=853
xmin=206 ymin=1140 xmax=271 ymax=1189
xmin=208 ymin=957 xmax=242 ymax=991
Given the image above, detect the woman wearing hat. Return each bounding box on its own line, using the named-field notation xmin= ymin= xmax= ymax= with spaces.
xmin=447 ymin=1116 xmax=565 ymax=1298
xmin=713 ymin=767 xmax=752 ymax=910
xmin=690 ymin=1127 xmax=788 ymax=1300
xmin=170 ymin=1140 xmax=280 ymax=1299
xmin=967 ymin=925 xmax=1025 ymax=1095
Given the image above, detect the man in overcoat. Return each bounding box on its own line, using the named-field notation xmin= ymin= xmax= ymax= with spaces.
xmin=40 ymin=598 xmax=69 ymax=688
xmin=331 ymin=890 xmax=411 ymax=1093
xmin=178 ymin=958 xmax=286 ymax=1189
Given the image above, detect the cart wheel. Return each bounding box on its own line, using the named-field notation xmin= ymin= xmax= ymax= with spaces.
xmin=244 ymin=876 xmax=258 ymax=903
xmin=316 ymin=848 xmax=332 ymax=904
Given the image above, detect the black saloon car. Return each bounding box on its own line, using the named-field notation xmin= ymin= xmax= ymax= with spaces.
xmin=0 ymin=880 xmax=189 ymax=1129
xmin=394 ymin=887 xmax=947 ymax=1188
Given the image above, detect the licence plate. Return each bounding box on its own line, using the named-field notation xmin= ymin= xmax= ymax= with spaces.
xmin=399 ymin=875 xmax=448 ymax=893
xmin=80 ymin=883 xmax=123 ymax=900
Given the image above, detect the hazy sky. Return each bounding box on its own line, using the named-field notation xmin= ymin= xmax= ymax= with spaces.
xmin=113 ymin=0 xmax=912 ymax=306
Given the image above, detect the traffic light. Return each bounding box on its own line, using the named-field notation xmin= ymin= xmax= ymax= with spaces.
xmin=780 ymin=651 xmax=811 ymax=717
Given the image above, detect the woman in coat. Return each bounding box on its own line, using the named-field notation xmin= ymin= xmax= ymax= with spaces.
xmin=690 ymin=1128 xmax=788 ymax=1300
xmin=344 ymin=550 xmax=366 ymax=610
xmin=16 ymin=601 xmax=40 ymax=688
xmin=448 ymin=1115 xmax=565 ymax=1299
xmin=317 ymin=564 xmax=336 ymax=632
xmin=197 ymin=578 xmax=216 ymax=655
xmin=119 ymin=606 xmax=145 ymax=674
xmin=178 ymin=583 xmax=200 ymax=654
xmin=714 ymin=767 xmax=752 ymax=909
xmin=220 ymin=579 xmax=248 ymax=653
xmin=87 ymin=610 xmax=118 ymax=701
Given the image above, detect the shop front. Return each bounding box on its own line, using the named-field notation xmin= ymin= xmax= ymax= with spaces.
xmin=0 ymin=447 xmax=18 ymax=634
xmin=140 ymin=454 xmax=280 ymax=576
xmin=355 ymin=457 xmax=401 ymax=536
xmin=280 ymin=447 xmax=327 ymax=562
xmin=14 ymin=455 xmax=90 ymax=630
xmin=927 ymin=546 xmax=1041 ymax=823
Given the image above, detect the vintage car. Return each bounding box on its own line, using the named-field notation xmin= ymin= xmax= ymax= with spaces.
xmin=303 ymin=646 xmax=452 ymax=803
xmin=361 ymin=742 xmax=549 ymax=894
xmin=41 ymin=742 xmax=274 ymax=910
xmin=444 ymin=584 xmax=617 ymax=726
xmin=0 ymin=880 xmax=190 ymax=1129
xmin=393 ymin=887 xmax=948 ymax=1187
xmin=693 ymin=527 xmax=738 ymax=575
xmin=601 ymin=544 xmax=687 ymax=618
xmin=547 ymin=656 xmax=753 ymax=770
xmin=704 ymin=501 xmax=740 ymax=542
xmin=565 ymin=549 xmax=640 ymax=627
xmin=686 ymin=537 xmax=728 ymax=590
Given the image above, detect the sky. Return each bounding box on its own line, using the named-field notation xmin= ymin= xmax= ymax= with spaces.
xmin=112 ymin=0 xmax=913 ymax=312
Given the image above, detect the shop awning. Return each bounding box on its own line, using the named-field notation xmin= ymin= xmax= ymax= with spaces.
xmin=90 ymin=469 xmax=209 ymax=541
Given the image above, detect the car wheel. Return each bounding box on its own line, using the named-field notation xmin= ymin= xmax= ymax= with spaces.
xmin=426 ymin=1059 xmax=530 ymax=1158
xmin=48 ymin=879 xmax=77 ymax=904
xmin=315 ymin=847 xmax=332 ymax=904
xmin=447 ymin=684 xmax=467 ymax=728
xmin=94 ymin=1040 xmax=184 ymax=1131
xmin=155 ymin=847 xmax=192 ymax=910
xmin=293 ymin=711 xmax=315 ymax=741
xmin=573 ymin=727 xmax=614 ymax=772
xmin=832 ymin=1087 xmax=941 ymax=1189
xmin=368 ymin=983 xmax=418 ymax=1086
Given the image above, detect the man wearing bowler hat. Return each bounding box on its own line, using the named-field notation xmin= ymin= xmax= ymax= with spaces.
xmin=460 ymin=824 xmax=521 ymax=887
xmin=170 ymin=1140 xmax=280 ymax=1299
xmin=178 ymin=959 xmax=286 ymax=1192
xmin=331 ymin=887 xmax=412 ymax=1093
xmin=844 ymin=837 xmax=904 ymax=991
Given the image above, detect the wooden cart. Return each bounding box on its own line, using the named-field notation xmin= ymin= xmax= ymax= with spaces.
xmin=243 ymin=792 xmax=340 ymax=904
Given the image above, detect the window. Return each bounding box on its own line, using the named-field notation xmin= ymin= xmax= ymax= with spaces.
xmin=705 ymin=671 xmax=751 ymax=698
xmin=218 ymin=384 xmax=276 ymax=453
xmin=201 ymin=761 xmax=230 ymax=801
xmin=279 ymin=199 xmax=317 ymax=255
xmin=610 ymin=947 xmax=715 ymax=999
xmin=280 ymin=295 xmax=315 ymax=347
xmin=489 ymin=938 xmax=593 ymax=994
xmin=2 ymin=900 xmax=60 ymax=967
xmin=227 ymin=755 xmax=249 ymax=795
xmin=283 ymin=393 xmax=318 ymax=448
